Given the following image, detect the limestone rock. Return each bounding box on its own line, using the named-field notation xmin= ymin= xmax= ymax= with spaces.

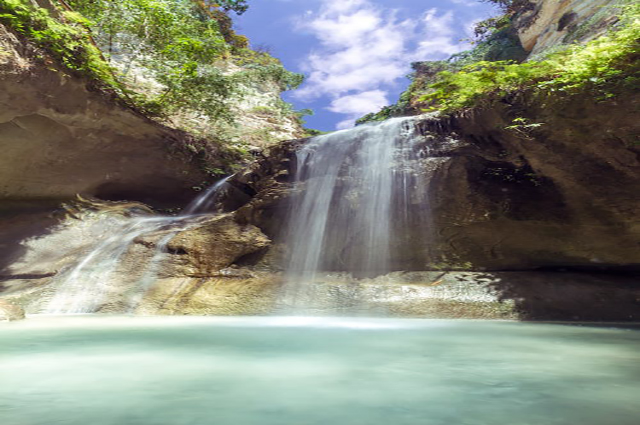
xmin=166 ymin=213 xmax=272 ymax=276
xmin=0 ymin=299 xmax=25 ymax=321
xmin=0 ymin=24 xmax=211 ymax=207
xmin=514 ymin=0 xmax=620 ymax=57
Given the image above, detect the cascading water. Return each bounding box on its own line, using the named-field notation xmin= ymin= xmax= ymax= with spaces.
xmin=45 ymin=177 xmax=232 ymax=314
xmin=44 ymin=117 xmax=439 ymax=315
xmin=281 ymin=116 xmax=433 ymax=308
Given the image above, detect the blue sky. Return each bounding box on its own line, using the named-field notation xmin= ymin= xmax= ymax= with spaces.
xmin=235 ymin=0 xmax=500 ymax=131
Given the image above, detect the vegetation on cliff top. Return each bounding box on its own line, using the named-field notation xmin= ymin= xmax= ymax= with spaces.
xmin=0 ymin=0 xmax=119 ymax=88
xmin=423 ymin=3 xmax=639 ymax=113
xmin=359 ymin=1 xmax=638 ymax=123
xmin=356 ymin=2 xmax=528 ymax=125
xmin=0 ymin=0 xmax=306 ymax=162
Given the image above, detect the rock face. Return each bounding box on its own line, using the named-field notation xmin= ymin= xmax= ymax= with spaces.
xmin=426 ymin=96 xmax=639 ymax=270
xmin=212 ymin=63 xmax=306 ymax=148
xmin=222 ymin=91 xmax=640 ymax=273
xmin=164 ymin=214 xmax=272 ymax=276
xmin=0 ymin=299 xmax=25 ymax=321
xmin=514 ymin=0 xmax=620 ymax=57
xmin=0 ymin=24 xmax=213 ymax=207
xmin=0 ymin=206 xmax=272 ymax=314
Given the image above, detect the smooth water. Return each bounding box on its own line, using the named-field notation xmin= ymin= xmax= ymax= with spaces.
xmin=2 ymin=317 xmax=639 ymax=425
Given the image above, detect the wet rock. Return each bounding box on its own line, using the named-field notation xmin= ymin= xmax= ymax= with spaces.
xmin=166 ymin=213 xmax=271 ymax=276
xmin=134 ymin=270 xmax=640 ymax=321
xmin=226 ymin=92 xmax=640 ymax=273
xmin=0 ymin=299 xmax=25 ymax=321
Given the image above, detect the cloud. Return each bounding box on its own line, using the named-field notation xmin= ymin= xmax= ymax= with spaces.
xmin=327 ymin=90 xmax=389 ymax=129
xmin=449 ymin=0 xmax=481 ymax=6
xmin=291 ymin=0 xmax=472 ymax=129
xmin=411 ymin=9 xmax=460 ymax=60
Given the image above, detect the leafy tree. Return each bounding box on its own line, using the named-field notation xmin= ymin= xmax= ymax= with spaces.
xmin=1 ymin=0 xmax=304 ymax=154
xmin=480 ymin=0 xmax=534 ymax=14
xmin=59 ymin=0 xmax=302 ymax=123
xmin=197 ymin=0 xmax=249 ymax=15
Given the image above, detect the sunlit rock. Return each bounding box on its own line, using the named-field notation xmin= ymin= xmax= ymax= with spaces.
xmin=0 ymin=299 xmax=25 ymax=321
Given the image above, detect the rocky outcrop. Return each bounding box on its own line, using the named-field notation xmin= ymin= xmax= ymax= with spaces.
xmin=514 ymin=0 xmax=620 ymax=57
xmin=428 ymin=94 xmax=639 ymax=271
xmin=164 ymin=214 xmax=271 ymax=276
xmin=0 ymin=206 xmax=271 ymax=314
xmin=0 ymin=24 xmax=216 ymax=207
xmin=221 ymin=90 xmax=640 ymax=273
xmin=0 ymin=299 xmax=25 ymax=321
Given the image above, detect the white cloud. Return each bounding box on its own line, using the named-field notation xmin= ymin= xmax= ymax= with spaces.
xmin=292 ymin=0 xmax=473 ymax=129
xmin=450 ymin=0 xmax=480 ymax=6
xmin=328 ymin=90 xmax=389 ymax=129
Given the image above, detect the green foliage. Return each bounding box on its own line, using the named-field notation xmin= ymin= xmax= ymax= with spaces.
xmin=233 ymin=59 xmax=304 ymax=91
xmin=422 ymin=60 xmax=554 ymax=112
xmin=421 ymin=5 xmax=639 ymax=113
xmin=64 ymin=0 xmax=236 ymax=119
xmin=355 ymin=104 xmax=402 ymax=125
xmin=303 ymin=128 xmax=327 ymax=137
xmin=0 ymin=0 xmax=118 ymax=89
xmin=472 ymin=15 xmax=511 ymax=41
xmin=197 ymin=0 xmax=249 ymax=15
xmin=504 ymin=117 xmax=545 ymax=139
xmin=480 ymin=0 xmax=534 ymax=14
xmin=2 ymin=0 xmax=304 ymax=139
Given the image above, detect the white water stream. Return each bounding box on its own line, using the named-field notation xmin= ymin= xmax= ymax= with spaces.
xmin=45 ymin=116 xmax=435 ymax=314
xmin=45 ymin=177 xmax=231 ymax=314
xmin=282 ymin=117 xmax=432 ymax=307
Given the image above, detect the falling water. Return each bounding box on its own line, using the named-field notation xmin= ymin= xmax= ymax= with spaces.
xmin=283 ymin=116 xmax=432 ymax=307
xmin=45 ymin=177 xmax=232 ymax=314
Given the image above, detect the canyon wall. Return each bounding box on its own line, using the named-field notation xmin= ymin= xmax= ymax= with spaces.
xmin=515 ymin=0 xmax=621 ymax=57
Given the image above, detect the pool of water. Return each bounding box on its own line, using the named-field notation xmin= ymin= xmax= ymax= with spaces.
xmin=1 ymin=316 xmax=639 ymax=425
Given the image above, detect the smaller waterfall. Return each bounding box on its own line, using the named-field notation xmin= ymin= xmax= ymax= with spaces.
xmin=281 ymin=117 xmax=433 ymax=309
xmin=182 ymin=177 xmax=230 ymax=215
xmin=45 ymin=177 xmax=232 ymax=314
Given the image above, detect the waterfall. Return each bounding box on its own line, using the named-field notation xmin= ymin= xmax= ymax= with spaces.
xmin=43 ymin=116 xmax=437 ymax=315
xmin=45 ymin=177 xmax=231 ymax=314
xmin=282 ymin=116 xmax=432 ymax=307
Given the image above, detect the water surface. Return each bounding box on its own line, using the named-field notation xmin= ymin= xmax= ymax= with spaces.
xmin=1 ymin=316 xmax=639 ymax=425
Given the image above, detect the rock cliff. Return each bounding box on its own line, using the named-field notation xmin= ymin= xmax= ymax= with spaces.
xmin=224 ymin=90 xmax=640 ymax=273
xmin=515 ymin=0 xmax=621 ymax=57
xmin=0 ymin=0 xmax=638 ymax=321
xmin=0 ymin=24 xmax=218 ymax=207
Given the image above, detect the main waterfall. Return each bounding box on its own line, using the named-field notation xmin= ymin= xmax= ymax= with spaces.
xmin=284 ymin=116 xmax=431 ymax=287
